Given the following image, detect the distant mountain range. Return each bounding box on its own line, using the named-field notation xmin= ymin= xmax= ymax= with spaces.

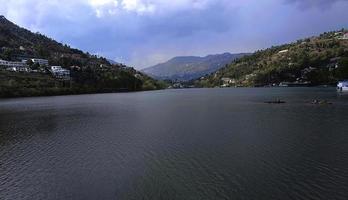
xmin=141 ymin=53 xmax=250 ymax=81
xmin=107 ymin=59 xmax=120 ymax=65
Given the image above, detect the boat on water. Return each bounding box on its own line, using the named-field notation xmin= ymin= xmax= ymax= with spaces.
xmin=264 ymin=99 xmax=286 ymax=104
xmin=337 ymin=81 xmax=348 ymax=92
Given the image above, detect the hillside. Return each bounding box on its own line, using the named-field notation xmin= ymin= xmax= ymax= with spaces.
xmin=142 ymin=53 xmax=249 ymax=81
xmin=196 ymin=30 xmax=348 ymax=87
xmin=0 ymin=16 xmax=164 ymax=97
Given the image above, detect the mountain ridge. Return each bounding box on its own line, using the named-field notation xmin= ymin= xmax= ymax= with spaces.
xmin=142 ymin=52 xmax=250 ymax=81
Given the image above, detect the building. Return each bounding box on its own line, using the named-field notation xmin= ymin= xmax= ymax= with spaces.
xmin=278 ymin=49 xmax=289 ymax=54
xmin=343 ymin=33 xmax=348 ymax=40
xmin=221 ymin=77 xmax=236 ymax=87
xmin=31 ymin=58 xmax=49 ymax=66
xmin=337 ymin=81 xmax=348 ymax=92
xmin=134 ymin=73 xmax=142 ymax=79
xmin=70 ymin=65 xmax=81 ymax=71
xmin=245 ymin=73 xmax=256 ymax=80
xmin=0 ymin=59 xmax=29 ymax=72
xmin=49 ymin=66 xmax=70 ymax=79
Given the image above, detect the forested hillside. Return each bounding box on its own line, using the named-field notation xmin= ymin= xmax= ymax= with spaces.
xmin=196 ymin=30 xmax=348 ymax=87
xmin=0 ymin=16 xmax=164 ymax=97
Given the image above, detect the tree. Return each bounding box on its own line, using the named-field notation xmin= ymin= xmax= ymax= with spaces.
xmin=2 ymin=48 xmax=13 ymax=60
xmin=30 ymin=63 xmax=40 ymax=70
xmin=26 ymin=59 xmax=34 ymax=66
xmin=335 ymin=57 xmax=348 ymax=80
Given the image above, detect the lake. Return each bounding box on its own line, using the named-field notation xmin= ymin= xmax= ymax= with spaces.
xmin=1 ymin=88 xmax=348 ymax=200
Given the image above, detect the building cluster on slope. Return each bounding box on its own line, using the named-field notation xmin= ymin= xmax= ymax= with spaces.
xmin=343 ymin=33 xmax=348 ymax=40
xmin=336 ymin=32 xmax=348 ymax=40
xmin=0 ymin=59 xmax=29 ymax=72
xmin=0 ymin=58 xmax=70 ymax=80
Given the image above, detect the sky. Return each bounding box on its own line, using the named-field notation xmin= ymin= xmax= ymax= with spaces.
xmin=1 ymin=0 xmax=348 ymax=69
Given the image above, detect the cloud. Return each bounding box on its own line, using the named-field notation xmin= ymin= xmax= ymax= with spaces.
xmin=1 ymin=0 xmax=348 ymax=68
xmin=86 ymin=0 xmax=243 ymax=17
xmin=0 ymin=0 xmax=90 ymax=31
xmin=121 ymin=0 xmax=155 ymax=14
xmin=284 ymin=0 xmax=348 ymax=9
xmin=88 ymin=0 xmax=119 ymax=17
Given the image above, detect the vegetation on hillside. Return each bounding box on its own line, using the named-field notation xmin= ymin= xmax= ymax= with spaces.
xmin=0 ymin=16 xmax=165 ymax=98
xmin=142 ymin=53 xmax=250 ymax=81
xmin=196 ymin=30 xmax=348 ymax=87
xmin=0 ymin=70 xmax=167 ymax=98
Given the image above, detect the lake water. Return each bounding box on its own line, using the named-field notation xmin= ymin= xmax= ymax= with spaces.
xmin=1 ymin=88 xmax=348 ymax=200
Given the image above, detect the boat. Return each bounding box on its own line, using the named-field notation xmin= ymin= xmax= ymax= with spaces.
xmin=310 ymin=100 xmax=332 ymax=105
xmin=337 ymin=81 xmax=348 ymax=92
xmin=265 ymin=99 xmax=286 ymax=104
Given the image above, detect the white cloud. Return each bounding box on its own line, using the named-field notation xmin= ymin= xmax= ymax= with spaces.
xmin=85 ymin=0 xmax=237 ymax=17
xmin=88 ymin=0 xmax=119 ymax=17
xmin=0 ymin=0 xmax=244 ymax=19
xmin=121 ymin=0 xmax=155 ymax=14
xmin=87 ymin=0 xmax=158 ymax=17
xmin=89 ymin=0 xmax=118 ymax=7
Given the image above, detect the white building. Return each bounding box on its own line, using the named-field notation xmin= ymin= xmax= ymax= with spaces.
xmin=221 ymin=77 xmax=236 ymax=87
xmin=49 ymin=66 xmax=70 ymax=79
xmin=31 ymin=58 xmax=49 ymax=66
xmin=0 ymin=59 xmax=29 ymax=72
xmin=343 ymin=33 xmax=348 ymax=40
xmin=337 ymin=81 xmax=348 ymax=92
xmin=278 ymin=49 xmax=289 ymax=54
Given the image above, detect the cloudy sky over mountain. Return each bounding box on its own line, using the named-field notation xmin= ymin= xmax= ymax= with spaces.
xmin=1 ymin=0 xmax=348 ymax=68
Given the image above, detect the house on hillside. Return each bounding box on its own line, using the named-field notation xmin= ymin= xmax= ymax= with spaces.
xmin=49 ymin=66 xmax=70 ymax=80
xmin=70 ymin=65 xmax=81 ymax=71
xmin=245 ymin=74 xmax=256 ymax=80
xmin=0 ymin=59 xmax=29 ymax=72
xmin=134 ymin=73 xmax=142 ymax=79
xmin=31 ymin=58 xmax=49 ymax=66
xmin=278 ymin=49 xmax=289 ymax=54
xmin=343 ymin=33 xmax=348 ymax=40
xmin=221 ymin=77 xmax=236 ymax=87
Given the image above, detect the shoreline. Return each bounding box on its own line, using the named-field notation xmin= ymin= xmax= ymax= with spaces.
xmin=0 ymin=87 xmax=163 ymax=99
xmin=0 ymin=86 xmax=339 ymax=100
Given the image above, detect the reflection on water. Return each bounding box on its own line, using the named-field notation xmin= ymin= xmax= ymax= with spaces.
xmin=1 ymin=88 xmax=348 ymax=200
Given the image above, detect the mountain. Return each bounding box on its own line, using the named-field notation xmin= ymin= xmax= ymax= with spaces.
xmin=141 ymin=53 xmax=250 ymax=81
xmin=107 ymin=59 xmax=120 ymax=65
xmin=0 ymin=16 xmax=164 ymax=97
xmin=196 ymin=30 xmax=348 ymax=87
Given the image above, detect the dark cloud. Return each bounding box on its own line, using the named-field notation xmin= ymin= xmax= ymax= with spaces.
xmin=141 ymin=5 xmax=235 ymax=38
xmin=3 ymin=0 xmax=348 ymax=68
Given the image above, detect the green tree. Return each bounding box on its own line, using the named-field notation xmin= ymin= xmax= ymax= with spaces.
xmin=30 ymin=63 xmax=40 ymax=70
xmin=335 ymin=57 xmax=348 ymax=80
xmin=26 ymin=59 xmax=34 ymax=66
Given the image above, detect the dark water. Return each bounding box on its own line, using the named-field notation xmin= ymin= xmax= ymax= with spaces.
xmin=1 ymin=88 xmax=348 ymax=200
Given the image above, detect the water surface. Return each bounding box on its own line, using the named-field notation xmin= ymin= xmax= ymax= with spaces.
xmin=1 ymin=88 xmax=348 ymax=200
